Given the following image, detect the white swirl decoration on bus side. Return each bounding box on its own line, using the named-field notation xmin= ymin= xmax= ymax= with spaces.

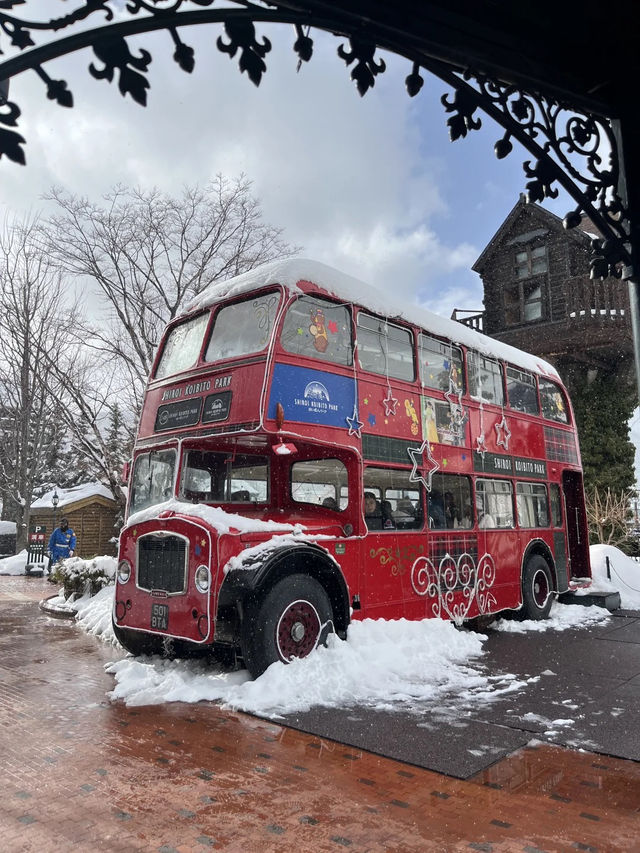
xmin=410 ymin=552 xmax=497 ymax=622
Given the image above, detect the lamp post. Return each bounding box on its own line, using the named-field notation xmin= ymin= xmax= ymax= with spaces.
xmin=52 ymin=488 xmax=59 ymax=533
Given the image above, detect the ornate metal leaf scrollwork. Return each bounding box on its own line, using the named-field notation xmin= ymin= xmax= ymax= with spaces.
xmin=90 ymin=36 xmax=152 ymax=106
xmin=0 ymin=100 xmax=25 ymax=165
xmin=337 ymin=35 xmax=386 ymax=97
xmin=430 ymin=60 xmax=631 ymax=279
xmin=217 ymin=19 xmax=271 ymax=87
xmin=0 ymin=0 xmax=631 ymax=282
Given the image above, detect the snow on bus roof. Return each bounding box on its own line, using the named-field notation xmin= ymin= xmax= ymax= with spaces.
xmin=187 ymin=258 xmax=560 ymax=380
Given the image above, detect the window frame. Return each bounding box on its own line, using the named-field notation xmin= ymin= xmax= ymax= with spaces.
xmin=467 ymin=351 xmax=505 ymax=406
xmin=155 ymin=312 xmax=210 ymax=380
xmin=515 ymin=245 xmax=548 ymax=280
xmin=356 ymin=311 xmax=415 ymax=382
xmin=428 ymin=473 xmax=473 ymax=530
xmin=506 ymin=365 xmax=540 ymax=415
xmin=280 ymin=294 xmax=353 ymax=367
xmin=418 ymin=333 xmax=465 ymax=394
xmin=475 ymin=478 xmax=515 ymax=529
xmin=539 ymin=377 xmax=570 ymax=424
xmin=204 ymin=291 xmax=280 ymax=364
xmin=516 ymin=481 xmax=550 ymax=529
xmin=129 ymin=447 xmax=177 ymax=515
xmin=290 ymin=457 xmax=349 ymax=512
xmin=363 ymin=466 xmax=423 ymax=532
xmin=179 ymin=449 xmax=270 ymax=505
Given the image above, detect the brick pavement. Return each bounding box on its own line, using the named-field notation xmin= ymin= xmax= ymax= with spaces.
xmin=1 ymin=575 xmax=640 ymax=852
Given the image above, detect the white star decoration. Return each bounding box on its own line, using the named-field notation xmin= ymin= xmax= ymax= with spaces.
xmin=346 ymin=408 xmax=364 ymax=437
xmin=407 ymin=440 xmax=440 ymax=492
xmin=495 ymin=414 xmax=511 ymax=450
xmin=382 ymin=388 xmax=398 ymax=416
xmin=476 ymin=433 xmax=487 ymax=459
xmin=444 ymin=378 xmax=463 ymax=412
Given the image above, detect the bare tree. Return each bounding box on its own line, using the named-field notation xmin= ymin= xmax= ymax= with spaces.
xmin=585 ymin=486 xmax=633 ymax=548
xmin=0 ymin=217 xmax=77 ymax=550
xmin=39 ymin=344 xmax=132 ymax=517
xmin=44 ymin=176 xmax=298 ymax=410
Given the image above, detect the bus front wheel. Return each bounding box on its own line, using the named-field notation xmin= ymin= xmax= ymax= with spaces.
xmin=241 ymin=574 xmax=334 ymax=679
xmin=520 ymin=555 xmax=554 ymax=620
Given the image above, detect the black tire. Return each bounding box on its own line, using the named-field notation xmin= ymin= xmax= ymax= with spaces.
xmin=241 ymin=574 xmax=334 ymax=678
xmin=112 ymin=620 xmax=167 ymax=656
xmin=519 ymin=555 xmax=554 ymax=620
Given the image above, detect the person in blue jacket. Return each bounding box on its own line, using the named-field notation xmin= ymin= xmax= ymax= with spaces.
xmin=48 ymin=517 xmax=76 ymax=569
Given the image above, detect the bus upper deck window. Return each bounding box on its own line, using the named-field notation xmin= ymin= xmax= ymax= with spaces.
xmin=357 ymin=313 xmax=414 ymax=381
xmin=419 ymin=335 xmax=464 ymax=393
xmin=539 ymin=378 xmax=569 ymax=423
xmin=507 ymin=366 xmax=539 ymax=415
xmin=467 ymin=351 xmax=504 ymax=405
xmin=205 ymin=292 xmax=280 ymax=363
xmin=281 ymin=296 xmax=352 ymax=366
xmin=155 ymin=313 xmax=209 ymax=380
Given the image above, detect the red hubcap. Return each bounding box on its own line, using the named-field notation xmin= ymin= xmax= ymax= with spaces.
xmin=276 ymin=599 xmax=321 ymax=662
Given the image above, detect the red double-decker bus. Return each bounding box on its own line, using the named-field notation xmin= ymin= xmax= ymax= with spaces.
xmin=113 ymin=259 xmax=591 ymax=677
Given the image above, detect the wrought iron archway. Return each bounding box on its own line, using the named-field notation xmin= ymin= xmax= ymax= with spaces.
xmin=1 ymin=1 xmax=639 ymax=391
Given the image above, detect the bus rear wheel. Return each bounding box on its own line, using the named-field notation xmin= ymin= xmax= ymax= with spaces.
xmin=519 ymin=555 xmax=554 ymax=620
xmin=241 ymin=574 xmax=333 ymax=679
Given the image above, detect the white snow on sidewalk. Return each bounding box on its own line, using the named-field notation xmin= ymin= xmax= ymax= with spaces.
xmin=70 ymin=584 xmax=611 ymax=719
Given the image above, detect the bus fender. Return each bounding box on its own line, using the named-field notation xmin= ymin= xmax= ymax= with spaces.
xmin=215 ymin=542 xmax=350 ymax=644
xmin=521 ymin=539 xmax=558 ymax=592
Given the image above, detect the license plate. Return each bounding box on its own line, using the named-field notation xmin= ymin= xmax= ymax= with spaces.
xmin=150 ymin=603 xmax=169 ymax=631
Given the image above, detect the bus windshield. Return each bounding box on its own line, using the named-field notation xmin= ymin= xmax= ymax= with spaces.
xmin=205 ymin=292 xmax=280 ymax=362
xmin=130 ymin=449 xmax=177 ymax=514
xmin=181 ymin=450 xmax=269 ymax=503
xmin=155 ymin=313 xmax=209 ymax=379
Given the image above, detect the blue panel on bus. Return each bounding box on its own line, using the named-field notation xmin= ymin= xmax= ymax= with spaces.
xmin=268 ymin=364 xmax=356 ymax=428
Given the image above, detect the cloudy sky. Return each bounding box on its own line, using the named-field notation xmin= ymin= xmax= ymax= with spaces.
xmin=1 ymin=5 xmax=638 ymax=478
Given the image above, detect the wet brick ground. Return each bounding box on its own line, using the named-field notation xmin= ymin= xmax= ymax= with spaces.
xmin=2 ymin=575 xmax=640 ymax=852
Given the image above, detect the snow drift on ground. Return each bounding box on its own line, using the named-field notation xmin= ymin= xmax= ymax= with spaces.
xmin=585 ymin=544 xmax=640 ymax=609
xmin=0 ymin=549 xmax=27 ymax=575
xmin=5 ymin=542 xmax=634 ymax=718
xmin=64 ymin=581 xmax=610 ymax=719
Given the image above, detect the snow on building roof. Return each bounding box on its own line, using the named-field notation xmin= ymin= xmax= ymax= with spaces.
xmin=31 ymin=482 xmax=115 ymax=510
xmin=187 ymin=258 xmax=560 ymax=380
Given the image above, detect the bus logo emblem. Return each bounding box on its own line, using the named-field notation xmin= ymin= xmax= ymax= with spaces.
xmin=303 ymin=381 xmax=330 ymax=402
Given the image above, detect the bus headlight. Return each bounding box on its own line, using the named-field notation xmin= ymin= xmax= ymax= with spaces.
xmin=195 ymin=565 xmax=210 ymax=593
xmin=117 ymin=560 xmax=131 ymax=584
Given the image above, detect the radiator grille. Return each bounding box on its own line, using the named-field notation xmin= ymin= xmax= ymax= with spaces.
xmin=138 ymin=535 xmax=187 ymax=593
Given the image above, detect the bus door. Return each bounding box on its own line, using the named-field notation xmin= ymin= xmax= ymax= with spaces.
xmin=361 ymin=471 xmax=422 ymax=618
xmin=562 ymin=470 xmax=590 ymax=578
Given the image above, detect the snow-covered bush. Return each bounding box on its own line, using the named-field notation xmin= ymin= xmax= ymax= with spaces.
xmin=51 ymin=555 xmax=117 ymax=598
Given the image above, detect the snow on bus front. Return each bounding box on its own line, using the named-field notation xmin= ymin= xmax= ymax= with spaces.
xmin=113 ymin=500 xmax=300 ymax=652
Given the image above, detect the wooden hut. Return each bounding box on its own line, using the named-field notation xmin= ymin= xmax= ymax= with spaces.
xmin=30 ymin=483 xmax=120 ymax=559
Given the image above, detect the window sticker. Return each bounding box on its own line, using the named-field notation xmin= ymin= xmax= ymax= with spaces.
xmin=421 ymin=397 xmax=467 ymax=446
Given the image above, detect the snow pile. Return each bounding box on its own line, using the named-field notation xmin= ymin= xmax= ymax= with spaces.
xmin=0 ymin=520 xmax=16 ymax=534
xmin=587 ymin=544 xmax=640 ymax=609
xmin=105 ymin=618 xmax=505 ymax=717
xmin=0 ymin=549 xmax=28 ymax=575
xmin=74 ymin=585 xmax=120 ymax=646
xmin=126 ymin=499 xmax=302 ymax=536
xmin=493 ymin=599 xmax=610 ymax=633
xmin=55 ymin=555 xmax=117 ymax=589
xmin=98 ymin=603 xmax=608 ymax=718
xmin=31 ymin=481 xmax=115 ymax=509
